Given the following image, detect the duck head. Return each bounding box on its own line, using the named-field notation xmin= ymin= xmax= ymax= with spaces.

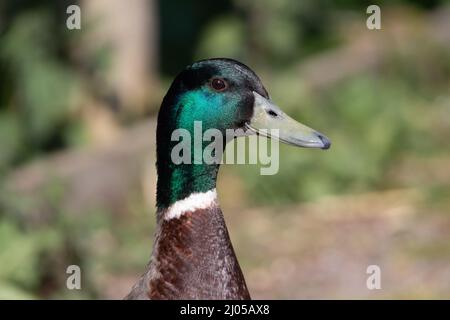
xmin=156 ymin=58 xmax=330 ymax=208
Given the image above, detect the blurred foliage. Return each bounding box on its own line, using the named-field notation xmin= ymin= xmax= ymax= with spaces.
xmin=238 ymin=71 xmax=450 ymax=204
xmin=0 ymin=5 xmax=83 ymax=175
xmin=0 ymin=0 xmax=449 ymax=298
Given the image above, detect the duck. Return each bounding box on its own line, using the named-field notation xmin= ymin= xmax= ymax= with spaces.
xmin=126 ymin=58 xmax=330 ymax=300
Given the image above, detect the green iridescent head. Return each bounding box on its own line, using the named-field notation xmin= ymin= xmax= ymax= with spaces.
xmin=157 ymin=59 xmax=265 ymax=138
xmin=156 ymin=58 xmax=330 ymax=208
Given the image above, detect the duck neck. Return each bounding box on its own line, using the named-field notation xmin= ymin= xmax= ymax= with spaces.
xmin=156 ymin=160 xmax=220 ymax=210
xmin=155 ymin=99 xmax=225 ymax=209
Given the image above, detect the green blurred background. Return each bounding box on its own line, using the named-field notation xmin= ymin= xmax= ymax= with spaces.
xmin=0 ymin=0 xmax=449 ymax=299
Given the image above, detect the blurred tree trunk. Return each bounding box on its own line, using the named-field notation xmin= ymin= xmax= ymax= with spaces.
xmin=78 ymin=0 xmax=159 ymax=143
xmin=82 ymin=0 xmax=158 ymax=112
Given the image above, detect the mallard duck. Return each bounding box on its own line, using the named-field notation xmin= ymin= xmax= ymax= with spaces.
xmin=126 ymin=58 xmax=330 ymax=300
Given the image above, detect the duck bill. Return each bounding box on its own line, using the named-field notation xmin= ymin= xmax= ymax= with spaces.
xmin=246 ymin=92 xmax=331 ymax=150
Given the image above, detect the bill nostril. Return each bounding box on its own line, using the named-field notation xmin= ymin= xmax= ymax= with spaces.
xmin=267 ymin=109 xmax=278 ymax=117
xmin=316 ymin=133 xmax=331 ymax=150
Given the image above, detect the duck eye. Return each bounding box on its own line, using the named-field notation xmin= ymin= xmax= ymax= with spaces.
xmin=210 ymin=78 xmax=228 ymax=92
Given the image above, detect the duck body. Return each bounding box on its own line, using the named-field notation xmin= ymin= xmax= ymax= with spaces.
xmin=127 ymin=58 xmax=330 ymax=300
xmin=127 ymin=193 xmax=250 ymax=299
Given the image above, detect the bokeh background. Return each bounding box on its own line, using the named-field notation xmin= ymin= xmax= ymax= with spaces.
xmin=0 ymin=0 xmax=449 ymax=299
